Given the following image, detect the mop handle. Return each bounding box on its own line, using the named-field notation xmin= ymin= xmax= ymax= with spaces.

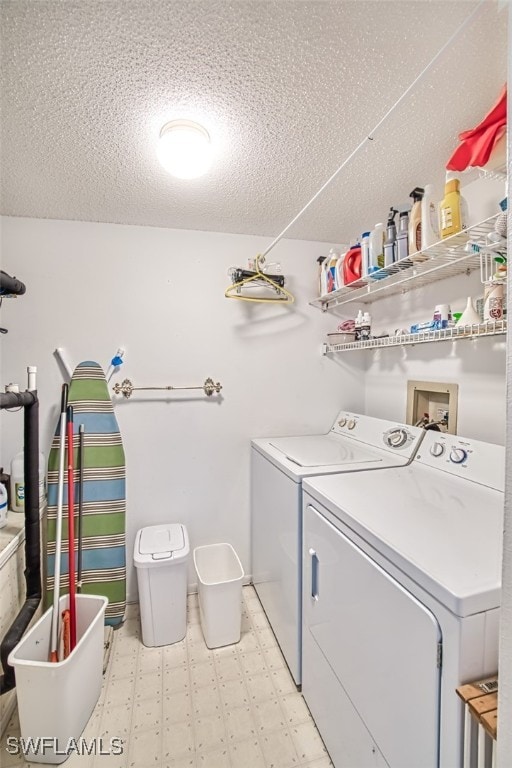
xmin=77 ymin=424 xmax=85 ymax=593
xmin=67 ymin=406 xmax=77 ymax=651
xmin=49 ymin=384 xmax=68 ymax=662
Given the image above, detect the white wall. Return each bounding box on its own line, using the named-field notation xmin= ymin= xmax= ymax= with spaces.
xmin=0 ymin=216 xmax=365 ymax=600
xmin=496 ymin=8 xmax=511 ymax=764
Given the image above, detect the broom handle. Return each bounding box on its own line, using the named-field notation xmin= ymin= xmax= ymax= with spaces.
xmin=49 ymin=385 xmax=68 ymax=661
xmin=67 ymin=406 xmax=77 ymax=650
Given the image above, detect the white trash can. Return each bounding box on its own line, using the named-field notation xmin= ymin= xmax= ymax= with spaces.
xmin=134 ymin=523 xmax=189 ymax=647
xmin=8 ymin=593 xmax=107 ymax=764
xmin=193 ymin=543 xmax=244 ymax=649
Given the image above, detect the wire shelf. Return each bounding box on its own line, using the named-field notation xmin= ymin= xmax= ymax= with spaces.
xmin=323 ymin=320 xmax=507 ymax=354
xmin=477 ymin=161 xmax=507 ymax=183
xmin=310 ymin=215 xmax=506 ymax=311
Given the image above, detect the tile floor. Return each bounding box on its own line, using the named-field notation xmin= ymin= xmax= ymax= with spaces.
xmin=2 ymin=587 xmax=331 ymax=768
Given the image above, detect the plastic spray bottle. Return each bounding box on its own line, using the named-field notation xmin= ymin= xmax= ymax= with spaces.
xmin=383 ymin=208 xmax=398 ymax=267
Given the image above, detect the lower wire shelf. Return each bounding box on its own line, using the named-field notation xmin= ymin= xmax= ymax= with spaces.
xmin=322 ymin=320 xmax=507 ymax=354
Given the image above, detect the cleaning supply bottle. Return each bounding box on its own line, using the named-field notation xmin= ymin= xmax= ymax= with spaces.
xmin=360 ymin=312 xmax=372 ymax=341
xmin=342 ymin=242 xmax=362 ymax=285
xmin=326 ymin=248 xmax=340 ymax=292
xmin=397 ymin=210 xmax=409 ymax=262
xmin=439 ymin=174 xmax=468 ymax=239
xmin=421 ymin=184 xmax=439 ymax=249
xmin=368 ymin=223 xmax=384 ymax=275
xmin=354 ymin=310 xmax=363 ymax=341
xmin=0 ymin=483 xmax=7 ymax=529
xmin=10 ymin=449 xmax=46 ymax=511
xmin=360 ymin=232 xmax=371 ymax=278
xmin=335 ymin=248 xmax=347 ymax=289
xmin=317 ymin=256 xmax=327 ymax=296
xmin=408 ymin=187 xmax=424 ymax=255
xmin=383 ymin=208 xmax=398 ymax=267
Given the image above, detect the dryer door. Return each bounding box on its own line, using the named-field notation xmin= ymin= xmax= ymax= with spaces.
xmin=303 ymin=502 xmax=442 ymax=768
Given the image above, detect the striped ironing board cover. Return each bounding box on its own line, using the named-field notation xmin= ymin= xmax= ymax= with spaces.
xmin=46 ymin=361 xmax=126 ymax=626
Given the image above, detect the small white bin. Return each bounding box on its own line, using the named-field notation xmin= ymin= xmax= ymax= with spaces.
xmin=8 ymin=593 xmax=107 ymax=764
xmin=193 ymin=543 xmax=244 ymax=649
xmin=134 ymin=523 xmax=189 ymax=647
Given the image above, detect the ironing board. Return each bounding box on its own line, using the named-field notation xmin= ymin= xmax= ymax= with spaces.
xmin=46 ymin=361 xmax=126 ymax=626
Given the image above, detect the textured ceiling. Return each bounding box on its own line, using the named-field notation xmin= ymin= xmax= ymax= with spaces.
xmin=0 ymin=1 xmax=507 ymax=245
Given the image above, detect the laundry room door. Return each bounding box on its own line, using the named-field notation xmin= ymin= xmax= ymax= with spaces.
xmin=302 ymin=501 xmax=442 ymax=768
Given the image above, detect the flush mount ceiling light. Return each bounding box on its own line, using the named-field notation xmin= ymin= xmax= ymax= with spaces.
xmin=157 ymin=119 xmax=213 ymax=179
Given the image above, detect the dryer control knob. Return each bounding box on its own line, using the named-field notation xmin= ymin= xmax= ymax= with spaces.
xmin=338 ymin=418 xmax=347 ymax=428
xmin=347 ymin=419 xmax=356 ymax=430
xmin=430 ymin=442 xmax=445 ymax=457
xmin=450 ymin=447 xmax=468 ymax=464
xmin=386 ymin=428 xmax=408 ymax=448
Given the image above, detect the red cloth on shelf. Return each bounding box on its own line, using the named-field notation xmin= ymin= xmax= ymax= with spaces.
xmin=446 ymin=85 xmax=507 ymax=172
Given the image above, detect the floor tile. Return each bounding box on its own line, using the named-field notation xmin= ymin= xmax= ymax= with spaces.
xmin=244 ymin=672 xmax=277 ymax=703
xmin=193 ymin=713 xmax=228 ymax=753
xmin=162 ymin=721 xmax=195 ymax=760
xmin=214 ymin=652 xmax=244 ymax=683
xmin=131 ymin=696 xmax=163 ymax=732
xmin=228 ymin=736 xmax=266 ymax=768
xmin=260 ymin=727 xmax=300 ymax=768
xmin=128 ymin=726 xmax=162 ymax=765
xmin=189 ymin=660 xmax=217 ymax=689
xmin=163 ymin=665 xmax=190 ymax=695
xmin=191 ymin=686 xmax=223 ymax=719
xmin=224 ymin=705 xmax=257 ymax=742
xmin=163 ymin=640 xmax=188 ymax=668
xmin=134 ymin=671 xmax=163 ymax=702
xmin=239 ymin=650 xmax=268 ymax=677
xmin=219 ymin=678 xmax=250 ymax=711
xmin=279 ymin=692 xmax=312 ymax=726
xmin=290 ymin=722 xmax=328 ymax=763
xmin=252 ymin=697 xmax=287 ymax=734
xmin=163 ymin=690 xmax=193 ymax=724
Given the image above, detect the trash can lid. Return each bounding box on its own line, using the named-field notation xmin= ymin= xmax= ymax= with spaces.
xmin=134 ymin=524 xmax=189 ymax=567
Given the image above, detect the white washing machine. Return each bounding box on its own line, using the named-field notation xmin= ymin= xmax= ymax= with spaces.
xmin=302 ymin=430 xmax=504 ymax=768
xmin=251 ymin=411 xmax=425 ymax=685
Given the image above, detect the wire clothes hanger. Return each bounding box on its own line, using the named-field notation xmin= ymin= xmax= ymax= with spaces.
xmin=225 ymin=253 xmax=294 ymax=303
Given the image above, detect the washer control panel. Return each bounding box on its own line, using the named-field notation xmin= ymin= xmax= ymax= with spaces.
xmin=382 ymin=426 xmax=415 ymax=450
xmin=330 ymin=412 xmax=424 ymax=460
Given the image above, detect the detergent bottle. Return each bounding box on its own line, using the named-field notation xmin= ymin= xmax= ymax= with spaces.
xmin=342 ymin=242 xmax=362 ymax=285
xmin=439 ymin=174 xmax=468 ymax=239
xmin=10 ymin=449 xmax=46 ymax=511
xmin=326 ymin=248 xmax=341 ymax=292
xmin=368 ymin=223 xmax=384 ymax=275
xmin=360 ymin=232 xmax=371 ymax=278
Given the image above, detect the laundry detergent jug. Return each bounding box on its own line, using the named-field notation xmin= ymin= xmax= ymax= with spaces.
xmin=342 ymin=244 xmax=362 ymax=285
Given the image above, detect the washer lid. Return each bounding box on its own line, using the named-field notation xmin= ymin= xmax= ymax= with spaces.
xmin=269 ymin=435 xmax=383 ymax=467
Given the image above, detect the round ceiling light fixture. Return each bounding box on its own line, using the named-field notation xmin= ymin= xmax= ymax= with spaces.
xmin=157 ymin=119 xmax=213 ymax=179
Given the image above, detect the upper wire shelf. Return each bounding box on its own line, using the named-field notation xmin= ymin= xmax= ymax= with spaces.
xmin=310 ymin=214 xmax=506 ymax=311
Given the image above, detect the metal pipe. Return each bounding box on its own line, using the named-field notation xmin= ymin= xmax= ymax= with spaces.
xmin=0 ymin=386 xmax=41 ymax=694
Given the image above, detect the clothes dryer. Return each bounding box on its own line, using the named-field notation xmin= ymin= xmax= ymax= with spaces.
xmin=302 ymin=430 xmax=504 ymax=767
xmin=251 ymin=411 xmax=424 ymax=684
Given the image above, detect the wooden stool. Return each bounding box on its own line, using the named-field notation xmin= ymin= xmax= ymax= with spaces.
xmin=456 ymin=677 xmax=498 ymax=768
